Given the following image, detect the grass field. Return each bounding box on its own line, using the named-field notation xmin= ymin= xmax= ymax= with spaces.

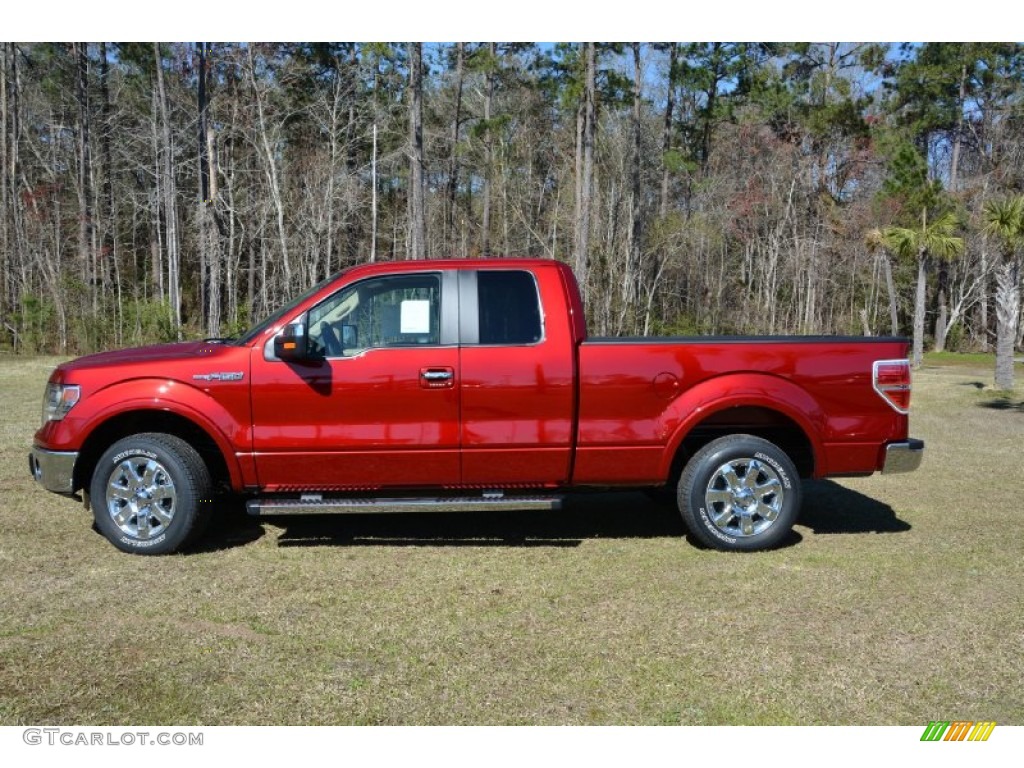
xmin=1 ymin=355 xmax=1022 ymax=725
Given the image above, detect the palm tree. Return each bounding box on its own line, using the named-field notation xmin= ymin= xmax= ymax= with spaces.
xmin=982 ymin=197 xmax=1023 ymax=391
xmin=882 ymin=211 xmax=964 ymax=368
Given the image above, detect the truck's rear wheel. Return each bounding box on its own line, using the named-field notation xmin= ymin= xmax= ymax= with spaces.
xmin=90 ymin=433 xmax=212 ymax=555
xmin=678 ymin=434 xmax=801 ymax=552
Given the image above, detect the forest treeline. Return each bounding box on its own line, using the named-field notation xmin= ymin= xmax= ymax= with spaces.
xmin=1 ymin=43 xmax=1022 ymax=385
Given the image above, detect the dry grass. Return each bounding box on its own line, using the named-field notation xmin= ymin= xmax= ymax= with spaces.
xmin=1 ymin=355 xmax=1021 ymax=725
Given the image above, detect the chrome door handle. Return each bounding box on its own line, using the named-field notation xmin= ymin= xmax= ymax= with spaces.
xmin=421 ymin=370 xmax=453 ymax=381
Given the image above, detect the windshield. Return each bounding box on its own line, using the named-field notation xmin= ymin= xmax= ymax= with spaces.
xmin=235 ymin=268 xmax=349 ymax=346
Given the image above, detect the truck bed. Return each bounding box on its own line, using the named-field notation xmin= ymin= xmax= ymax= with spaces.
xmin=573 ymin=336 xmax=910 ymax=483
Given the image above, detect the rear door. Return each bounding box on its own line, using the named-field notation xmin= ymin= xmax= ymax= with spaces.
xmin=458 ymin=267 xmax=575 ymax=486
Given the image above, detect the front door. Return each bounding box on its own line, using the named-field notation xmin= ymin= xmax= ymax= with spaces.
xmin=250 ymin=271 xmax=461 ymax=491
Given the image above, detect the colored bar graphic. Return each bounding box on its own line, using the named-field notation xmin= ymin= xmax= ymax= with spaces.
xmin=944 ymin=721 xmax=973 ymax=741
xmin=967 ymin=722 xmax=996 ymax=742
xmin=920 ymin=720 xmax=996 ymax=742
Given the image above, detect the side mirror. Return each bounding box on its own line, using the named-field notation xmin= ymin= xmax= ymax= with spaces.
xmin=273 ymin=320 xmax=308 ymax=362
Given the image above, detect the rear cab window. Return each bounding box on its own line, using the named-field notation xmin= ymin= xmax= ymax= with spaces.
xmin=477 ymin=270 xmax=542 ymax=345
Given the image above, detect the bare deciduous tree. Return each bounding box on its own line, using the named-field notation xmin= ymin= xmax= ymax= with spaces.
xmin=0 ymin=40 xmax=1020 ymax=389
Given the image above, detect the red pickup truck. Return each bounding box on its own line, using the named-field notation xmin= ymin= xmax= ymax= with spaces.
xmin=30 ymin=258 xmax=922 ymax=554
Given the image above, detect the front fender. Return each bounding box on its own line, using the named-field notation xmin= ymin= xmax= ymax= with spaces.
xmin=54 ymin=378 xmax=250 ymax=490
xmin=657 ymin=372 xmax=826 ymax=479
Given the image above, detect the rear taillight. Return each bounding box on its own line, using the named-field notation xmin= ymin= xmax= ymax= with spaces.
xmin=873 ymin=359 xmax=911 ymax=414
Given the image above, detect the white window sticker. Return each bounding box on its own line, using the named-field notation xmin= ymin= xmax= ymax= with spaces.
xmin=400 ymin=300 xmax=431 ymax=334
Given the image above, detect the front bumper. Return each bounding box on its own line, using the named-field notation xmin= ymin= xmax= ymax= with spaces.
xmin=28 ymin=448 xmax=79 ymax=494
xmin=882 ymin=439 xmax=924 ymax=474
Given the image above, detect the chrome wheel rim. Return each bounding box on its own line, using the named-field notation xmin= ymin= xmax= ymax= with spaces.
xmin=704 ymin=458 xmax=784 ymax=538
xmin=106 ymin=457 xmax=176 ymax=539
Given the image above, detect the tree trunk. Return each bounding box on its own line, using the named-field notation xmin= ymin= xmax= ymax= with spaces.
xmin=98 ymin=43 xmax=114 ymax=224
xmin=198 ymin=44 xmax=211 ymax=204
xmin=248 ymin=46 xmax=290 ymax=286
xmin=700 ymin=43 xmax=722 ymax=171
xmin=994 ymin=261 xmax=1019 ymax=390
xmin=481 ymin=42 xmax=495 ymax=257
xmin=197 ymin=43 xmax=210 ymax=331
xmin=859 ymin=308 xmax=871 ymax=336
xmin=979 ymin=246 xmax=989 ymax=351
xmin=207 ymin=117 xmax=221 ymax=327
xmin=949 ymin=61 xmax=967 ymax=193
xmin=574 ymin=43 xmax=596 ymax=306
xmin=912 ymin=250 xmax=926 ymax=368
xmin=407 ymin=42 xmax=425 ymax=260
xmin=203 ymin=146 xmax=220 ymax=335
xmin=660 ymin=43 xmax=677 ymax=219
xmin=324 ymin=73 xmax=339 ymax=278
xmin=150 ymin=87 xmax=164 ymax=304
xmin=200 ymin=46 xmax=221 ymax=337
xmin=1017 ymin=294 xmax=1024 ymax=352
xmin=9 ymin=42 xmax=26 ymax=330
xmin=98 ymin=42 xmax=116 ymax=336
xmin=934 ymin=286 xmax=948 ymax=352
xmin=370 ymin=123 xmax=377 ymax=262
xmin=934 ymin=257 xmax=949 ymax=352
xmin=225 ymin=116 xmax=238 ymax=327
xmin=446 ymin=42 xmax=464 ymax=255
xmin=154 ymin=43 xmax=181 ymax=332
xmin=624 ymin=42 xmax=643 ymax=328
xmin=343 ymin=46 xmax=360 ymax=268
xmin=573 ymin=99 xmax=582 ymax=263
xmin=73 ymin=43 xmax=96 ymax=316
xmin=883 ymin=251 xmax=899 ymax=336
xmin=246 ymin=239 xmax=255 ymax=325
xmin=0 ymin=44 xmax=9 ymax=322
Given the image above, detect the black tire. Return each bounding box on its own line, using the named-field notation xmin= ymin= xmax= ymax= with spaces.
xmin=90 ymin=433 xmax=213 ymax=555
xmin=677 ymin=434 xmax=801 ymax=552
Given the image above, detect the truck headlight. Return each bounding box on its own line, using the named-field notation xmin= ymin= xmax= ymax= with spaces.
xmin=42 ymin=383 xmax=81 ymax=425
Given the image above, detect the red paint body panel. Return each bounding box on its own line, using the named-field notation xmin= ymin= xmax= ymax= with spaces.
xmin=37 ymin=342 xmax=254 ymax=489
xmin=575 ymin=339 xmax=908 ymax=482
xmin=249 ymin=344 xmax=461 ymax=490
xmin=459 ymin=266 xmax=577 ymax=485
xmin=33 ymin=259 xmax=913 ymax=495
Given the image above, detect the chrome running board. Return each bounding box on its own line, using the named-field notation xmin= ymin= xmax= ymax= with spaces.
xmin=246 ymin=493 xmax=563 ymax=517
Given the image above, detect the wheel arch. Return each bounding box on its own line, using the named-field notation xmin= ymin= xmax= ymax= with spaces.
xmin=73 ymin=408 xmax=238 ymax=496
xmin=658 ymin=374 xmax=825 ymax=487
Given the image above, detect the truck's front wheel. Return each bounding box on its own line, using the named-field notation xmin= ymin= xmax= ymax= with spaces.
xmin=90 ymin=433 xmax=212 ymax=555
xmin=678 ymin=434 xmax=801 ymax=552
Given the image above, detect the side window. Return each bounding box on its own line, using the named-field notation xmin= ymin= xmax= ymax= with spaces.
xmin=477 ymin=271 xmax=543 ymax=345
xmin=308 ymin=273 xmax=441 ymax=358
